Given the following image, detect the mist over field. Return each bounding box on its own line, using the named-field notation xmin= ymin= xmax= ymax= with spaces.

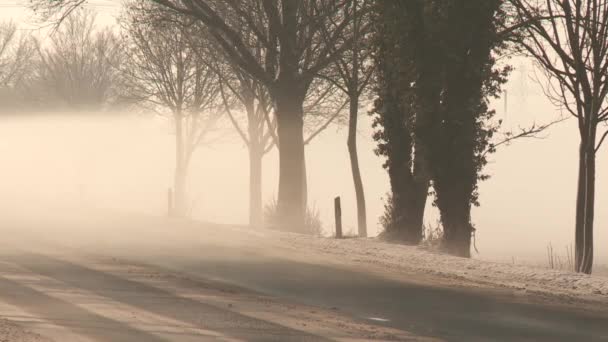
xmin=0 ymin=104 xmax=606 ymax=265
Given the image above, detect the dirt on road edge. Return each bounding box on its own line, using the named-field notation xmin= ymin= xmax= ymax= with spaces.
xmin=0 ymin=319 xmax=54 ymax=342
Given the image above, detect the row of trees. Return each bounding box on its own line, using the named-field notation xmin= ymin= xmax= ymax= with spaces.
xmin=23 ymin=0 xmax=608 ymax=273
xmin=0 ymin=14 xmax=123 ymax=112
xmin=0 ymin=4 xmax=357 ymax=227
xmin=371 ymin=0 xmax=510 ymax=257
xmin=372 ymin=0 xmax=608 ymax=272
xmin=125 ymin=0 xmax=371 ymax=226
xmin=0 ymin=22 xmax=36 ymax=108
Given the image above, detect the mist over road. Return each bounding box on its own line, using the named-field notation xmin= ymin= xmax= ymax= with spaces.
xmin=0 ymin=210 xmax=606 ymax=341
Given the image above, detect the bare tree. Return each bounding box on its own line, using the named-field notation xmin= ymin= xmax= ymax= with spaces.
xmin=213 ymin=58 xmax=276 ymax=227
xmin=122 ymin=2 xmax=223 ymax=217
xmin=199 ymin=23 xmax=349 ymax=228
xmin=30 ymin=0 xmax=364 ymax=231
xmin=319 ymin=0 xmax=374 ymax=237
xmin=34 ymin=10 xmax=123 ymax=111
xmin=144 ymin=0 xmax=361 ymax=231
xmin=216 ymin=55 xmax=349 ymax=229
xmin=510 ymin=0 xmax=608 ymax=273
xmin=0 ymin=22 xmax=37 ymax=111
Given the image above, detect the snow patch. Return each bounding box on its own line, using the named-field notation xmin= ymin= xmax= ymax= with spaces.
xmin=249 ymin=229 xmax=608 ymax=301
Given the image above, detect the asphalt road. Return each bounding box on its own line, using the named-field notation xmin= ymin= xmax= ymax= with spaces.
xmin=134 ymin=244 xmax=608 ymax=341
xmin=1 ymin=213 xmax=608 ymax=341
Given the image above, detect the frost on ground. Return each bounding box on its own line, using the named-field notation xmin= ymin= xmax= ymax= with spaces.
xmin=0 ymin=319 xmax=53 ymax=342
xmin=120 ymin=215 xmax=608 ymax=304
xmin=21 ymin=208 xmax=608 ymax=306
xmin=228 ymin=226 xmax=608 ymax=302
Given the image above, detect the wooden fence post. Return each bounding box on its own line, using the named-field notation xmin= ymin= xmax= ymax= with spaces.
xmin=334 ymin=196 xmax=342 ymax=239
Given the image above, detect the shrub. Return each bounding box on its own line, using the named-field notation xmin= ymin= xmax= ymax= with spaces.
xmin=263 ymin=198 xmax=323 ymax=236
xmin=421 ymin=220 xmax=444 ymax=250
xmin=378 ymin=193 xmax=397 ymax=233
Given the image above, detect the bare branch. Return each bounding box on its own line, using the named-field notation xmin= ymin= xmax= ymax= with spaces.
xmin=483 ymin=116 xmax=569 ymax=157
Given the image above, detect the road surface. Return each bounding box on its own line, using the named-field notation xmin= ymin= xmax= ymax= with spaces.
xmin=0 ymin=211 xmax=606 ymax=341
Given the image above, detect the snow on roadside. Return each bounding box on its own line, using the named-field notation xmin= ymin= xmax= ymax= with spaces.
xmin=241 ymin=228 xmax=608 ymax=301
xmin=55 ymin=211 xmax=608 ymax=303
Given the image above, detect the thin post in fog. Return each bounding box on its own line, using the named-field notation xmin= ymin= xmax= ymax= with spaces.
xmin=334 ymin=196 xmax=342 ymax=239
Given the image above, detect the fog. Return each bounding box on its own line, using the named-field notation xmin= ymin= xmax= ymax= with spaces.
xmin=1 ymin=2 xmax=607 ymax=269
xmin=1 ymin=3 xmax=608 ymax=341
xmin=0 ymin=85 xmax=606 ymax=268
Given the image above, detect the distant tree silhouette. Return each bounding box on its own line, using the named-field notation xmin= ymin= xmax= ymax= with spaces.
xmin=121 ymin=2 xmax=223 ymax=217
xmin=208 ymin=51 xmax=276 ymax=227
xmin=141 ymin=0 xmax=364 ymax=232
xmin=34 ymin=10 xmax=123 ymax=111
xmin=320 ymin=0 xmax=375 ymax=238
xmin=0 ymin=21 xmax=36 ymax=111
xmin=213 ymin=55 xmax=346 ymax=229
xmin=30 ymin=0 xmax=368 ymax=232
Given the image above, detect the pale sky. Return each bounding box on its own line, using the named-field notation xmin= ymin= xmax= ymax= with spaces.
xmin=0 ymin=0 xmax=120 ymax=27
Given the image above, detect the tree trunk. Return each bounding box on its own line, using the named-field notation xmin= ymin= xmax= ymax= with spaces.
xmin=383 ymin=139 xmax=429 ymax=243
xmin=438 ymin=188 xmax=473 ymax=258
xmin=274 ymin=90 xmax=306 ymax=232
xmin=246 ymin=98 xmax=264 ymax=228
xmin=574 ymin=142 xmax=586 ymax=272
xmin=173 ymin=114 xmax=187 ymax=217
xmin=249 ymin=144 xmax=263 ymax=227
xmin=581 ymin=146 xmax=596 ymax=274
xmin=302 ymin=148 xmax=308 ymax=214
xmin=347 ymin=95 xmax=367 ymax=237
xmin=387 ymin=177 xmax=428 ymax=244
xmin=575 ymin=127 xmax=597 ymax=274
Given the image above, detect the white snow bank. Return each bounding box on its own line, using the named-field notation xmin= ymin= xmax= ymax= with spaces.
xmin=251 ymin=229 xmax=608 ymax=301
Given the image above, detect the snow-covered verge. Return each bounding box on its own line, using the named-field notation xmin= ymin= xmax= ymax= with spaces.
xmin=0 ymin=319 xmax=53 ymax=342
xmin=239 ymin=227 xmax=608 ymax=302
xmin=106 ymin=213 xmax=607 ymax=304
xmin=22 ymin=208 xmax=608 ymax=305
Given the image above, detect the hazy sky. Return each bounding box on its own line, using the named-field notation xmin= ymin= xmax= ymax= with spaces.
xmin=1 ymin=2 xmax=607 ymax=266
xmin=0 ymin=0 xmax=119 ymax=28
